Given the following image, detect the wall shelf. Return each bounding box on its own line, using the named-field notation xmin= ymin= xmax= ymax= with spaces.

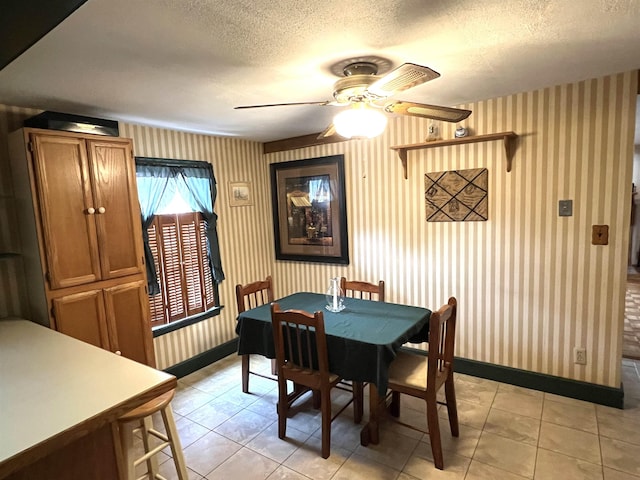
xmin=390 ymin=131 xmax=518 ymax=179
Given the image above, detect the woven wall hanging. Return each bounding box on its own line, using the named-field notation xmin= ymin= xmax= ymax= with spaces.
xmin=424 ymin=168 xmax=488 ymax=222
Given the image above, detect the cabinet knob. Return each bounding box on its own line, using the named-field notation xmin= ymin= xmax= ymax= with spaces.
xmin=87 ymin=207 xmax=95 ymax=214
xmin=98 ymin=207 xmax=106 ymax=214
xmin=115 ymin=350 xmax=122 ymax=356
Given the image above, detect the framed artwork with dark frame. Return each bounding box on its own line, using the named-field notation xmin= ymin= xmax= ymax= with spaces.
xmin=270 ymin=154 xmax=349 ymax=264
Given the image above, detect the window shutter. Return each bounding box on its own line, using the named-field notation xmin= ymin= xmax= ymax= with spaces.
xmin=158 ymin=216 xmax=187 ymax=321
xmin=146 ymin=212 xmax=218 ymax=327
xmin=178 ymin=213 xmax=204 ymax=316
xmin=147 ymin=222 xmax=167 ymax=326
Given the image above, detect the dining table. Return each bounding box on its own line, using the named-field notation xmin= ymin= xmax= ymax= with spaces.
xmin=235 ymin=291 xmax=431 ymax=445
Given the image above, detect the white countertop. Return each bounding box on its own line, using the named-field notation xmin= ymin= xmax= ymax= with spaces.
xmin=0 ymin=319 xmax=175 ymax=473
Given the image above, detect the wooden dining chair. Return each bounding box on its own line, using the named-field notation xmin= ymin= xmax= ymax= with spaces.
xmin=385 ymin=297 xmax=458 ymax=470
xmin=270 ymin=303 xmax=359 ymax=459
xmin=340 ymin=277 xmax=385 ymax=302
xmin=236 ymin=275 xmax=276 ymax=393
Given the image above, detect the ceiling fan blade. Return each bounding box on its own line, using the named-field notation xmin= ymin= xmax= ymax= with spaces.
xmin=317 ymin=123 xmax=337 ymax=139
xmin=367 ymin=63 xmax=440 ymax=98
xmin=234 ymin=101 xmax=331 ymax=109
xmin=385 ymin=101 xmax=472 ymax=123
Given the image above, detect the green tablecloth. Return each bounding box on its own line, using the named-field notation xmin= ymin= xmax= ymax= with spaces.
xmin=236 ymin=292 xmax=431 ymax=395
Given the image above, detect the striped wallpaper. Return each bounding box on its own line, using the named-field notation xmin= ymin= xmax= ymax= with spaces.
xmin=263 ymin=71 xmax=637 ymax=389
xmin=0 ymin=70 xmax=636 ymax=389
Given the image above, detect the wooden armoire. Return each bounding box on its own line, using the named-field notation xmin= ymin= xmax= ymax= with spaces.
xmin=8 ymin=127 xmax=155 ymax=367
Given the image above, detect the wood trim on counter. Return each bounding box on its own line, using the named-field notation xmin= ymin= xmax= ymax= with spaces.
xmin=5 ymin=424 xmax=120 ymax=480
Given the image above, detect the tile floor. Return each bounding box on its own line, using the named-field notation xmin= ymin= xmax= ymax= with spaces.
xmin=139 ymin=355 xmax=640 ymax=480
xmin=624 ymin=281 xmax=640 ymax=359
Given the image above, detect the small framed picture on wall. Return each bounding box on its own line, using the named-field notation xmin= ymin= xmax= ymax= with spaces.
xmin=228 ymin=181 xmax=253 ymax=207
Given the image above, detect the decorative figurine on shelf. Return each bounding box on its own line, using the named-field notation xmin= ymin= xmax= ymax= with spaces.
xmin=325 ymin=277 xmax=345 ymax=312
xmin=455 ymin=126 xmax=468 ymax=138
xmin=425 ymin=122 xmax=440 ymax=142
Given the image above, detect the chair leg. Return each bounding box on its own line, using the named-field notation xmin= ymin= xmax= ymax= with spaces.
xmin=390 ymin=391 xmax=401 ymax=417
xmin=444 ymin=373 xmax=459 ymax=437
xmin=241 ymin=354 xmax=250 ymax=393
xmin=277 ymin=380 xmax=288 ymax=439
xmin=352 ymin=381 xmax=364 ymax=424
xmin=161 ymin=405 xmax=189 ymax=480
xmin=426 ymin=396 xmax=444 ymax=470
xmin=320 ymin=390 xmax=331 ymax=459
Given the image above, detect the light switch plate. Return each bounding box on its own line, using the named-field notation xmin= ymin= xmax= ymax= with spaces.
xmin=559 ymin=199 xmax=573 ymax=216
xmin=592 ymin=225 xmax=609 ymax=245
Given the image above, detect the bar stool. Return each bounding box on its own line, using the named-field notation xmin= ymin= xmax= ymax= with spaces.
xmin=117 ymin=389 xmax=188 ymax=480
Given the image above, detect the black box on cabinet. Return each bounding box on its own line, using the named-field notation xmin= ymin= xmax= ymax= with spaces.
xmin=24 ymin=111 xmax=119 ymax=137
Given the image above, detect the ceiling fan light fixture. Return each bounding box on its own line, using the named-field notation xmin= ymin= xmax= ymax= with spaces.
xmin=333 ymin=103 xmax=388 ymax=139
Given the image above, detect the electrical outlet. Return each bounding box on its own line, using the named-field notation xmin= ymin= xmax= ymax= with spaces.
xmin=592 ymin=225 xmax=609 ymax=245
xmin=574 ymin=347 xmax=587 ymax=365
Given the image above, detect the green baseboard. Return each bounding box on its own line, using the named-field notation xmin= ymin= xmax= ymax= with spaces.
xmin=165 ymin=340 xmax=624 ymax=409
xmin=402 ymin=347 xmax=623 ymax=409
xmin=164 ymin=338 xmax=239 ymax=379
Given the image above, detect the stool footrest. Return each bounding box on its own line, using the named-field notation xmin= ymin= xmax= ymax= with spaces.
xmin=133 ymin=441 xmax=170 ymax=467
xmin=132 ymin=426 xmax=169 ymax=443
xmin=134 ymin=473 xmax=169 ymax=480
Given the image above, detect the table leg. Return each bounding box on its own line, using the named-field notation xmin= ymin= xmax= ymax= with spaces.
xmin=360 ymin=384 xmax=381 ymax=446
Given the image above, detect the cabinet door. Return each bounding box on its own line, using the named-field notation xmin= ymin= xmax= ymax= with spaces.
xmin=87 ymin=139 xmax=144 ymax=280
xmin=31 ymin=134 xmax=101 ymax=289
xmin=52 ymin=289 xmax=110 ymax=350
xmin=104 ymin=280 xmax=155 ymax=367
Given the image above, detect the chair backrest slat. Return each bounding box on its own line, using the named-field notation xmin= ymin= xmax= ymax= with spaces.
xmin=304 ymin=324 xmax=313 ymax=369
xmin=283 ymin=322 xmax=290 ymax=360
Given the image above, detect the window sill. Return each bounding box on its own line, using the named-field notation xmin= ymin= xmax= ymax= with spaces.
xmin=152 ymin=306 xmax=224 ymax=338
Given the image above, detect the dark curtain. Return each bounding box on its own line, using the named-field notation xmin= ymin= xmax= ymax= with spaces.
xmin=135 ymin=165 xmax=174 ymax=294
xmin=175 ymin=165 xmax=225 ymax=283
xmin=135 ymin=158 xmax=225 ymax=294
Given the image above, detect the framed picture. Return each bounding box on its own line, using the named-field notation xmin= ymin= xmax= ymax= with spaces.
xmin=270 ymin=155 xmax=349 ymax=264
xmin=229 ymin=181 xmax=253 ymax=207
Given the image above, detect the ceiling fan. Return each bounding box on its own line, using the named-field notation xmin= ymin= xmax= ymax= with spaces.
xmin=234 ymin=57 xmax=472 ymax=139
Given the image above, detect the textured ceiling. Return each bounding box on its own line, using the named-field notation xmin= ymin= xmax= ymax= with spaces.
xmin=0 ymin=0 xmax=638 ymax=143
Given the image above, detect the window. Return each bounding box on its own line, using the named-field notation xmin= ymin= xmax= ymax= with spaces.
xmin=135 ymin=157 xmax=225 ymax=331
